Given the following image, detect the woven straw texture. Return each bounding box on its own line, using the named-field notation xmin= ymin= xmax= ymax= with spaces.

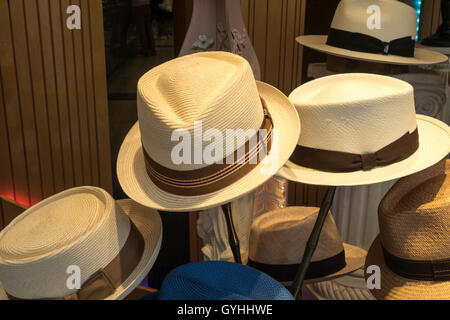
xmin=118 ymin=52 xmax=300 ymax=211
xmin=280 ymin=73 xmax=450 ymax=186
xmin=0 ymin=187 xmax=162 ymax=300
xmin=138 ymin=52 xmax=264 ymax=171
xmin=151 ymin=261 xmax=294 ymax=300
xmin=297 ymin=0 xmax=448 ymax=65
xmin=248 ymin=206 xmax=366 ymax=282
xmin=308 ymin=269 xmax=375 ymax=300
xmin=366 ymin=160 xmax=450 ymax=300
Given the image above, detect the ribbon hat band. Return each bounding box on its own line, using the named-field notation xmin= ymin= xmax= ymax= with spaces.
xmin=383 ymin=247 xmax=450 ymax=282
xmin=290 ymin=128 xmax=419 ymax=173
xmin=326 ymin=28 xmax=415 ymax=58
xmin=248 ymin=250 xmax=347 ymax=283
xmin=7 ymin=221 xmax=145 ymax=300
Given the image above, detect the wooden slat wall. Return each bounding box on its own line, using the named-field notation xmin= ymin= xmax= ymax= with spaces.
xmin=0 ymin=0 xmax=112 ymax=206
xmin=241 ymin=0 xmax=307 ymax=95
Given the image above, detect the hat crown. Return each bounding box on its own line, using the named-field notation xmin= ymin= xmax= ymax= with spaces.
xmin=332 ymin=0 xmax=417 ymax=42
xmin=379 ymin=160 xmax=450 ymax=261
xmin=158 ymin=261 xmax=294 ymax=300
xmin=249 ymin=207 xmax=344 ymax=265
xmin=137 ymin=52 xmax=264 ymax=171
xmin=289 ymin=73 xmax=417 ymax=155
xmin=0 ymin=187 xmax=131 ymax=299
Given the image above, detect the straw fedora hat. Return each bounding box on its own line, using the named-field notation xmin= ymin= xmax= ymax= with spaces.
xmin=365 ymin=160 xmax=450 ymax=300
xmin=0 ymin=187 xmax=162 ymax=300
xmin=297 ymin=0 xmax=448 ymax=65
xmin=117 ymin=51 xmax=300 ymax=212
xmin=246 ymin=207 xmax=366 ymax=284
xmin=142 ymin=261 xmax=294 ymax=300
xmin=278 ymin=73 xmax=450 ymax=186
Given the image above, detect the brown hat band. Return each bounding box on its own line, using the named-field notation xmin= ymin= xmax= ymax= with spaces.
xmin=143 ymin=99 xmax=273 ymax=196
xmin=7 ymin=221 xmax=145 ymax=300
xmin=382 ymin=247 xmax=450 ymax=281
xmin=248 ymin=250 xmax=346 ymax=283
xmin=290 ymin=128 xmax=419 ymax=172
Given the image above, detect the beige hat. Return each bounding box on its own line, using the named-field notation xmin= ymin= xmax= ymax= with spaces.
xmin=0 ymin=187 xmax=162 ymax=300
xmin=365 ymin=160 xmax=450 ymax=300
xmin=247 ymin=207 xmax=366 ymax=284
xmin=117 ymin=51 xmax=300 ymax=212
xmin=279 ymin=73 xmax=450 ymax=186
xmin=297 ymin=0 xmax=448 ymax=65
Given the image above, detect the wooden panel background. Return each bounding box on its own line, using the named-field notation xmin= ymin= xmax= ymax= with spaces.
xmin=240 ymin=0 xmax=307 ymax=95
xmin=0 ymin=0 xmax=112 ymax=206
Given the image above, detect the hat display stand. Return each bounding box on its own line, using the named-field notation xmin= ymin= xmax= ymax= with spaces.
xmin=290 ymin=186 xmax=337 ymax=299
xmin=178 ymin=0 xmax=270 ymax=265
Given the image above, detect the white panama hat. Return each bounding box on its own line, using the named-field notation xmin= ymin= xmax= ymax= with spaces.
xmin=117 ymin=51 xmax=300 ymax=212
xmin=0 ymin=187 xmax=162 ymax=300
xmin=278 ymin=73 xmax=450 ymax=186
xmin=297 ymin=0 xmax=448 ymax=66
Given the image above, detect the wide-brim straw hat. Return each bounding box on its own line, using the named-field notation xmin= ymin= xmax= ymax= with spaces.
xmin=279 ymin=74 xmax=450 ymax=186
xmin=0 ymin=187 xmax=162 ymax=300
xmin=246 ymin=207 xmax=367 ymax=284
xmin=365 ymin=160 xmax=450 ymax=300
xmin=297 ymin=0 xmax=448 ymax=66
xmin=117 ymin=52 xmax=300 ymax=212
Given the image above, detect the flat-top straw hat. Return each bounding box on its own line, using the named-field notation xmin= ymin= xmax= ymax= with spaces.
xmin=247 ymin=207 xmax=366 ymax=284
xmin=117 ymin=51 xmax=300 ymax=211
xmin=0 ymin=187 xmax=162 ymax=300
xmin=279 ymin=73 xmax=450 ymax=186
xmin=365 ymin=160 xmax=450 ymax=300
xmin=297 ymin=0 xmax=448 ymax=65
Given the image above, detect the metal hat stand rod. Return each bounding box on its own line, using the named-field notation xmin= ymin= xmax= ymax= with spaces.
xmin=290 ymin=186 xmax=337 ymax=300
xmin=222 ymin=203 xmax=242 ymax=264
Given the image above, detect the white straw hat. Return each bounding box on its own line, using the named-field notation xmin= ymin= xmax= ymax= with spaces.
xmin=0 ymin=187 xmax=162 ymax=300
xmin=278 ymin=73 xmax=450 ymax=186
xmin=117 ymin=51 xmax=300 ymax=211
xmin=297 ymin=0 xmax=448 ymax=65
xmin=365 ymin=160 xmax=450 ymax=300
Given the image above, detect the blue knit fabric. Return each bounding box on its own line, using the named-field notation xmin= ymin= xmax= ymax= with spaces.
xmin=142 ymin=261 xmax=294 ymax=300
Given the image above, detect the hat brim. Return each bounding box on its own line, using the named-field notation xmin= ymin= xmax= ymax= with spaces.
xmin=278 ymin=115 xmax=450 ymax=186
xmin=297 ymin=35 xmax=449 ymax=66
xmin=107 ymin=199 xmax=163 ymax=300
xmin=304 ymin=243 xmax=367 ymax=284
xmin=116 ymin=81 xmax=300 ymax=212
xmin=305 ymin=268 xmax=376 ymax=300
xmin=365 ymin=236 xmax=450 ymax=300
xmin=240 ymin=243 xmax=366 ymax=285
